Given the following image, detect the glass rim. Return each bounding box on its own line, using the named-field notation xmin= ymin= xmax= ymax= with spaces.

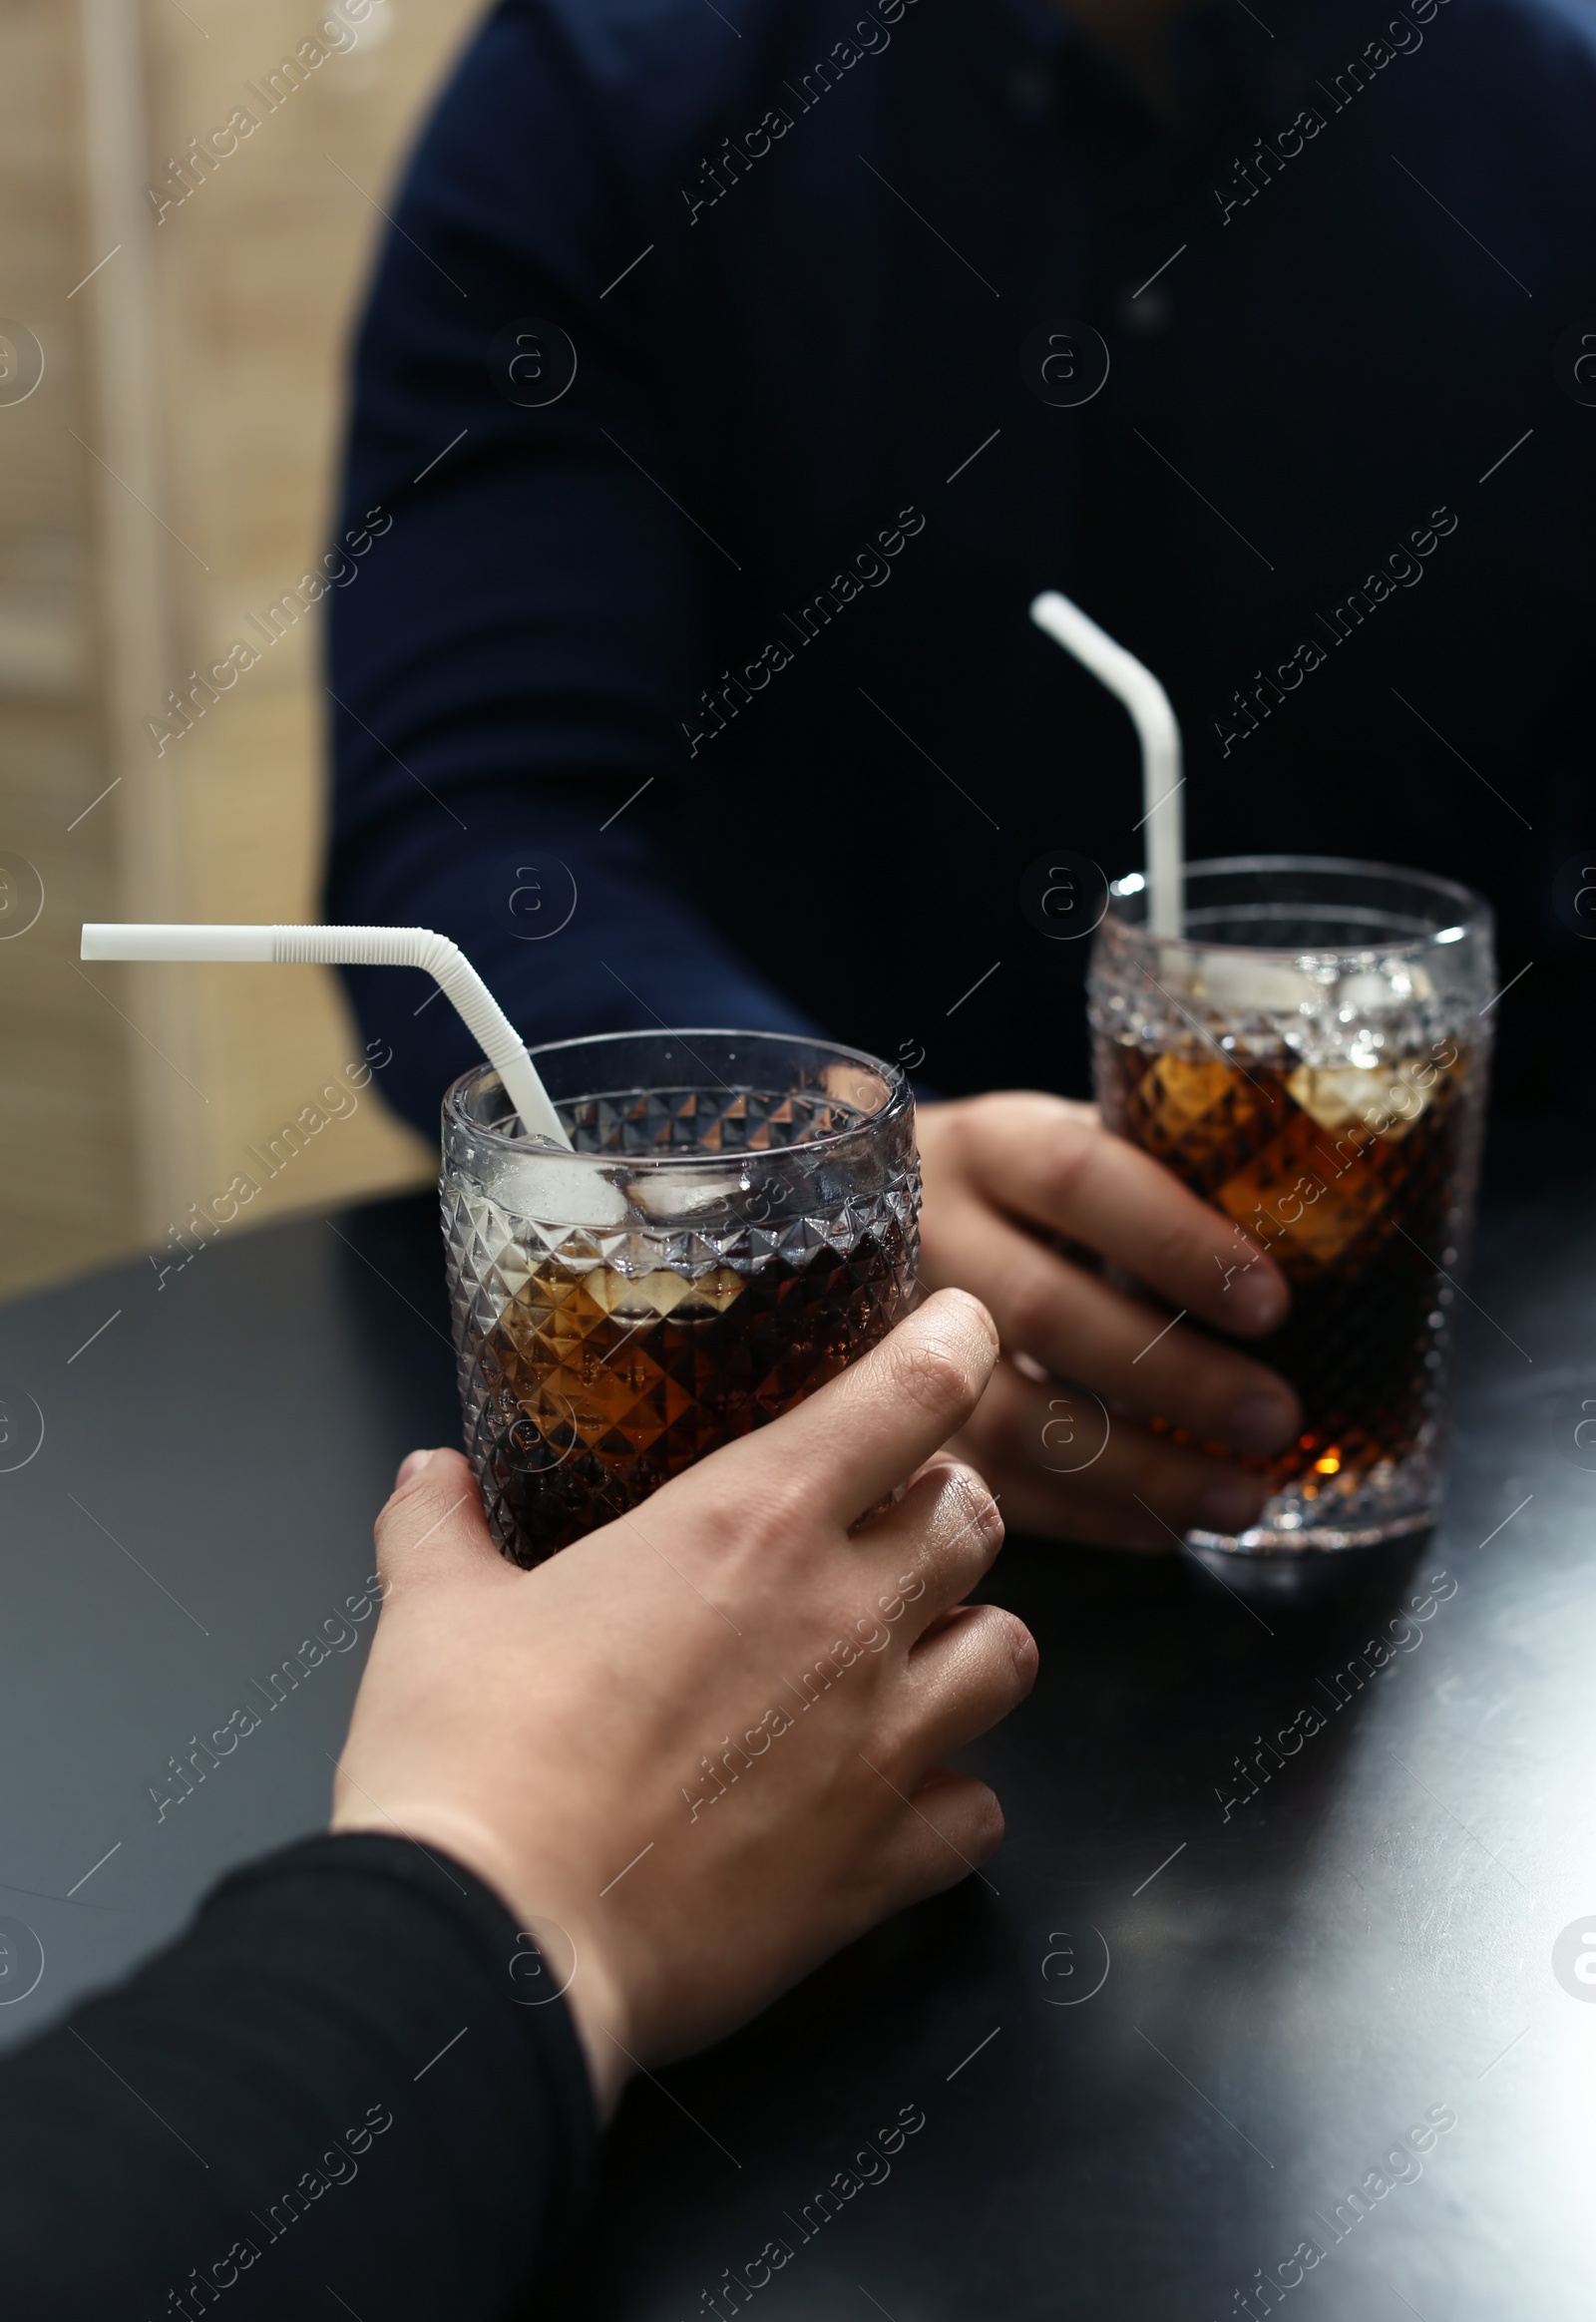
xmin=1104 ymin=853 xmax=1491 ymax=961
xmin=444 ymin=1027 xmax=913 ymax=1168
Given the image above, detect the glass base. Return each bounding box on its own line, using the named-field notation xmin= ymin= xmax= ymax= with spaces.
xmin=1186 ymin=1444 xmax=1441 ymax=1555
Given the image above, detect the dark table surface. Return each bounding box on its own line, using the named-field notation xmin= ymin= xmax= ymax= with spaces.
xmin=2 ymin=1147 xmax=1594 ymax=2319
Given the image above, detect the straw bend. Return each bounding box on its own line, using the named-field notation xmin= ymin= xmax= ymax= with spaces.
xmin=79 ymin=922 xmax=571 ymax=1147
xmin=1028 ymin=590 xmax=1185 ymax=938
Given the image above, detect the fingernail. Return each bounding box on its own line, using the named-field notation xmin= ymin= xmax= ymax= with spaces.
xmin=1193 ymin=1478 xmax=1268 ymax=1532
xmin=1225 ymin=1391 xmax=1297 ymax=1455
xmin=396 ymin=1448 xmax=437 ymax=1486
xmin=1226 ymin=1265 xmax=1287 ymax=1333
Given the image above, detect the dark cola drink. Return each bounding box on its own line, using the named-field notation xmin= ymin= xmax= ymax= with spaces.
xmin=477 ymin=1216 xmax=914 ymax=1562
xmin=1089 ymin=859 xmax=1493 ymax=1553
xmin=1095 ymin=1035 xmax=1479 ymax=1541
xmin=441 ymin=1032 xmax=920 ymax=1567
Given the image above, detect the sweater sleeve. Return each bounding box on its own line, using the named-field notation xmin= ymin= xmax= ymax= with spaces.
xmin=323 ymin=0 xmax=816 ymax=1137
xmin=0 ymin=1833 xmax=598 ymax=2317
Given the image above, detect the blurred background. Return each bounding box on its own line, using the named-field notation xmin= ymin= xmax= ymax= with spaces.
xmin=0 ymin=0 xmax=487 ymax=1301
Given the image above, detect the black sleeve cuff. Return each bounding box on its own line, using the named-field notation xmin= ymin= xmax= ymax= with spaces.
xmin=0 ymin=1831 xmax=599 ymax=2317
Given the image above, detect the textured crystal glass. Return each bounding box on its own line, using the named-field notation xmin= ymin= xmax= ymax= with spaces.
xmin=1089 ymin=858 xmax=1494 ymax=1555
xmin=441 ymin=1030 xmax=920 ymax=1566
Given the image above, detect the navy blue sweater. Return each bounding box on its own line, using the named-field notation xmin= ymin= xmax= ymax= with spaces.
xmin=326 ymin=0 xmax=1596 ymax=1134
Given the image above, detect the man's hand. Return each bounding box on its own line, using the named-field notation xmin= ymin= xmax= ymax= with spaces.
xmin=917 ymin=1093 xmax=1301 ymax=1548
xmin=330 ymin=1291 xmax=1034 ymax=2120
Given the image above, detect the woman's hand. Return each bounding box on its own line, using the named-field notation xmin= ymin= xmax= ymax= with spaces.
xmin=331 ymin=1291 xmax=1034 ymax=2118
xmin=916 ymin=1093 xmax=1302 ymax=1548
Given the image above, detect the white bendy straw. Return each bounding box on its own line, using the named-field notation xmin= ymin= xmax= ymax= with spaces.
xmin=1029 ymin=590 xmax=1184 ymax=939
xmin=80 ymin=923 xmax=573 ymax=1147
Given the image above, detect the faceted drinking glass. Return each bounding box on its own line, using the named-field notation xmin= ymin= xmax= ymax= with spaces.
xmin=441 ymin=1030 xmax=920 ymax=1566
xmin=1088 ymin=857 xmax=1494 ymax=1554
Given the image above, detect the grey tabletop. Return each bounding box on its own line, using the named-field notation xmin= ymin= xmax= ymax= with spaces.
xmin=1 ymin=1158 xmax=1593 ymax=2320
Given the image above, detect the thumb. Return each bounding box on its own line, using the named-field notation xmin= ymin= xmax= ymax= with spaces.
xmin=373 ymin=1448 xmax=510 ymax=1600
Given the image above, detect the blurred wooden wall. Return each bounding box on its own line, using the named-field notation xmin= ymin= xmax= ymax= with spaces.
xmin=0 ymin=0 xmax=485 ymax=1300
